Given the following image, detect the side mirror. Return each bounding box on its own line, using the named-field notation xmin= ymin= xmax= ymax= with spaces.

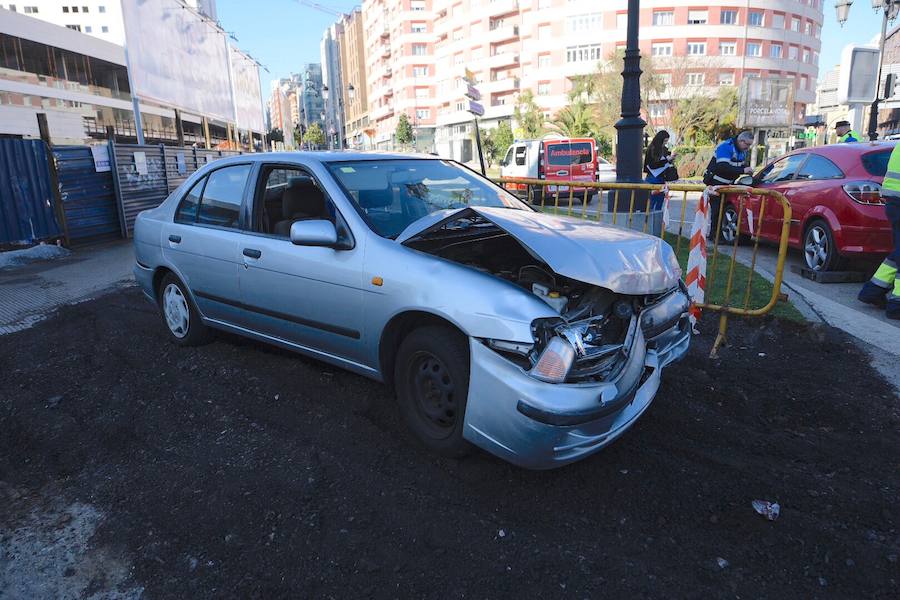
xmin=734 ymin=174 xmax=754 ymax=186
xmin=290 ymin=220 xmax=338 ymax=247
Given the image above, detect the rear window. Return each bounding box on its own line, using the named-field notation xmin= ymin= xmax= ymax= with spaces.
xmin=546 ymin=142 xmax=593 ymax=166
xmin=861 ymin=150 xmax=891 ymax=177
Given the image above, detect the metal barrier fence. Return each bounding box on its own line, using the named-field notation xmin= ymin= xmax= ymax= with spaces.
xmin=495 ymin=177 xmax=792 ymax=356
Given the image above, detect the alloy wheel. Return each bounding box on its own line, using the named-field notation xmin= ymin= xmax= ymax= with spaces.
xmin=804 ymin=225 xmax=830 ymax=271
xmin=721 ymin=206 xmax=738 ymax=243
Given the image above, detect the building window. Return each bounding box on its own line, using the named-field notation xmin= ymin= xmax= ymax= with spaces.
xmin=566 ymin=44 xmax=602 ymax=63
xmin=452 ymin=28 xmax=464 ymax=41
xmin=652 ymin=11 xmax=673 ymax=26
xmin=537 ymin=82 xmax=551 ymax=95
xmin=749 ymin=12 xmax=763 ymax=26
xmin=719 ymin=42 xmax=737 ymax=56
xmin=101 ymin=25 xmax=108 ymax=33
xmin=687 ymin=10 xmax=708 ymax=25
xmin=412 ymin=43 xmax=427 ymax=56
xmin=651 ymin=43 xmax=673 ymax=57
xmin=453 ymin=53 xmax=463 ymax=65
xmin=566 ymin=13 xmax=601 ymax=33
xmin=720 ymin=10 xmax=737 ymax=25
xmin=84 ymin=25 xmax=92 ymax=32
xmin=410 ymin=0 xmax=425 ymax=11
xmin=411 ymin=22 xmax=426 ymax=33
xmin=82 ymin=5 xmax=88 ymax=12
xmin=72 ymin=6 xmax=78 ymax=12
xmin=770 ymin=44 xmax=782 ymax=58
xmin=99 ymin=5 xmax=106 ymax=13
xmin=538 ymin=25 xmax=551 ymax=39
xmin=813 ymin=51 xmax=819 ymax=65
xmin=746 ymin=43 xmax=761 ymax=57
xmin=538 ymin=54 xmax=551 ymax=68
xmin=24 ymin=6 xmax=38 ymax=13
xmin=804 ymin=21 xmax=812 ymax=35
xmin=415 ymin=87 xmax=429 ymax=98
xmin=791 ymin=17 xmax=800 ymax=32
xmin=687 ymin=42 xmax=706 ymax=56
xmin=801 ymin=75 xmax=809 ymax=90
xmin=802 ymin=49 xmax=810 ymax=63
xmin=656 ymin=73 xmax=672 ymax=87
xmin=62 ymin=6 xmax=69 ymax=12
xmin=616 ymin=13 xmax=627 ymax=29
xmin=413 ymin=66 xmax=428 ymax=77
xmin=415 ymin=109 xmax=430 ymax=120
xmin=649 ymin=103 xmax=666 ymax=118
xmin=686 ymin=73 xmax=705 ymax=86
xmin=718 ymin=72 xmax=735 ymax=86
xmin=772 ymin=14 xmax=785 ymax=29
xmin=65 ymin=24 xmax=81 ymax=31
xmin=789 ymin=46 xmax=798 ymax=60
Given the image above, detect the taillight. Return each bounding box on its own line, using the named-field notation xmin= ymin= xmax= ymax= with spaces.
xmin=842 ymin=181 xmax=884 ymax=205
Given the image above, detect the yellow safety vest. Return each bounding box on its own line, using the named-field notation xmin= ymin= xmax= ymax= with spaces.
xmin=839 ymin=130 xmax=862 ymax=143
xmin=882 ymin=144 xmax=900 ymax=195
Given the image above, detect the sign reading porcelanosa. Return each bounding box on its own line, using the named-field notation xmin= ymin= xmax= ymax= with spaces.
xmin=738 ymin=77 xmax=795 ymax=129
xmin=121 ymin=0 xmax=234 ymax=123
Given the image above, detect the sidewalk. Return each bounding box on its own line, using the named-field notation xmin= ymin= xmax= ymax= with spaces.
xmin=0 ymin=241 xmax=135 ymax=335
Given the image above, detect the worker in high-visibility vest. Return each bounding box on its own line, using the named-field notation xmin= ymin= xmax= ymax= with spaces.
xmin=835 ymin=120 xmax=862 ymax=143
xmin=858 ymin=144 xmax=900 ymax=319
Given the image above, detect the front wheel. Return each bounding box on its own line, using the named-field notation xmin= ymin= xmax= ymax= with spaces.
xmin=394 ymin=326 xmax=471 ymax=458
xmin=720 ymin=204 xmax=748 ymax=245
xmin=804 ymin=220 xmax=843 ymax=272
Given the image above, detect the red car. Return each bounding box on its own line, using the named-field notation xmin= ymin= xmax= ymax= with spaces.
xmin=721 ymin=142 xmax=894 ymax=271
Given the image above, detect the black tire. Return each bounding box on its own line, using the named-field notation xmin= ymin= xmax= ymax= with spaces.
xmin=719 ymin=203 xmax=749 ymax=245
xmin=394 ymin=325 xmax=471 ymax=458
xmin=157 ymin=272 xmax=211 ymax=346
xmin=803 ymin=219 xmax=843 ymax=272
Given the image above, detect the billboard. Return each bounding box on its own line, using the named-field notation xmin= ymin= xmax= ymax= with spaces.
xmin=230 ymin=46 xmax=265 ymax=133
xmin=122 ymin=0 xmax=234 ymax=123
xmin=738 ymin=77 xmax=795 ymax=128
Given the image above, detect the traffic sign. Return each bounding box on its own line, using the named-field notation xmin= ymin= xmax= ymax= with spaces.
xmin=464 ymin=68 xmax=477 ymax=85
xmin=467 ymin=100 xmax=484 ymax=116
xmin=465 ymin=85 xmax=481 ymax=101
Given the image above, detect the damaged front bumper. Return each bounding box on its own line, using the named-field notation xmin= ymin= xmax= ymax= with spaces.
xmin=462 ymin=297 xmax=691 ymax=470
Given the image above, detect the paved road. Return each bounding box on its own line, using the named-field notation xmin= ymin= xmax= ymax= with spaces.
xmin=0 ymin=240 xmax=134 ymax=334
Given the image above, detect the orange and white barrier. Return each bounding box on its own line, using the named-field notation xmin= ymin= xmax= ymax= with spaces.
xmin=684 ymin=187 xmax=713 ymax=332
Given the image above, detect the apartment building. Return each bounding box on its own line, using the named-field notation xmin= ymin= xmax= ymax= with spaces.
xmin=321 ymin=22 xmax=345 ymax=149
xmin=362 ymin=0 xmax=438 ymax=150
xmin=337 ymin=8 xmax=370 ymax=149
xmin=336 ymin=0 xmax=823 ymax=160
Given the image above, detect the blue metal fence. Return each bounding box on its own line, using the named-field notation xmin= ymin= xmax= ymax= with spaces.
xmin=0 ymin=139 xmax=61 ymax=245
xmin=54 ymin=145 xmax=120 ymax=244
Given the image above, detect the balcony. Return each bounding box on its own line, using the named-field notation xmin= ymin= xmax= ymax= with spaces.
xmin=484 ymin=51 xmax=519 ymax=69
xmin=483 ymin=76 xmax=520 ymax=93
xmin=486 ymin=0 xmax=519 ymax=17
xmin=371 ymin=102 xmax=394 ymax=121
xmin=486 ymin=24 xmax=519 ymax=43
xmin=380 ymin=24 xmax=389 ymax=38
xmin=380 ymin=44 xmax=391 ymax=58
xmin=385 ymin=66 xmax=392 ymax=77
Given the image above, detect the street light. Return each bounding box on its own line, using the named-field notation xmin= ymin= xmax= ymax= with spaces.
xmin=836 ymin=0 xmax=900 ymax=139
xmin=615 ymin=0 xmax=646 ymax=184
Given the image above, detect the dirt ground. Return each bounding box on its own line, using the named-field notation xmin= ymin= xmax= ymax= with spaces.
xmin=1 ymin=286 xmax=898 ymax=599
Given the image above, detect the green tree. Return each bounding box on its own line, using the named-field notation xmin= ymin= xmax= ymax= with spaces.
xmin=672 ymin=87 xmax=739 ymax=145
xmin=396 ymin=113 xmax=414 ymax=146
xmin=549 ymin=100 xmax=599 ymax=138
xmin=304 ymin=122 xmax=325 ymax=148
xmin=513 ymin=90 xmax=546 ymax=138
xmin=483 ymin=120 xmax=515 ymax=165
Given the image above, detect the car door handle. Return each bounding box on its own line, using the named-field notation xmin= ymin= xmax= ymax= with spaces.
xmin=556 ymin=170 xmax=567 ymax=176
xmin=168 ymin=234 xmax=181 ymax=243
xmin=243 ymin=248 xmax=262 ymax=259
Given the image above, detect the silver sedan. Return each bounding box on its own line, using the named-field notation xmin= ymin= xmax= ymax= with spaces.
xmin=133 ymin=153 xmax=691 ymax=469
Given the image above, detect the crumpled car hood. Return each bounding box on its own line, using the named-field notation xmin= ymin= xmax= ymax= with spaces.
xmin=398 ymin=206 xmax=682 ymax=295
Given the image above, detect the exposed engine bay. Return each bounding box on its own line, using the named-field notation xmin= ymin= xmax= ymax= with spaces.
xmin=404 ymin=214 xmax=691 ymax=384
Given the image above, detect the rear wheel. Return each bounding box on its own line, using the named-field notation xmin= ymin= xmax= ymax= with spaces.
xmin=157 ymin=273 xmax=211 ymax=346
xmin=803 ymin=220 xmax=843 ymax=272
xmin=394 ymin=326 xmax=471 ymax=458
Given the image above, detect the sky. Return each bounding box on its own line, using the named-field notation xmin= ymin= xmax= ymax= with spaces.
xmin=215 ymin=0 xmax=888 ymax=106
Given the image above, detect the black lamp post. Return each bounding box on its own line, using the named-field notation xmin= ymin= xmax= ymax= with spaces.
xmin=615 ymin=0 xmax=647 ymax=183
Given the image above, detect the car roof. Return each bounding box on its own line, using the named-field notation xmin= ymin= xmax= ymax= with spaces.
xmin=210 ymin=151 xmax=443 ymax=166
xmin=792 ymin=141 xmax=895 ymax=159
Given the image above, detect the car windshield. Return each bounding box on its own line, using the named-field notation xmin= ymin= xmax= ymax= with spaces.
xmin=326 ymin=159 xmax=528 ymax=238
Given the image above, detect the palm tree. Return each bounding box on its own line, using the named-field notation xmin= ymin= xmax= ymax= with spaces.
xmin=549 ymin=101 xmax=599 ymax=138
